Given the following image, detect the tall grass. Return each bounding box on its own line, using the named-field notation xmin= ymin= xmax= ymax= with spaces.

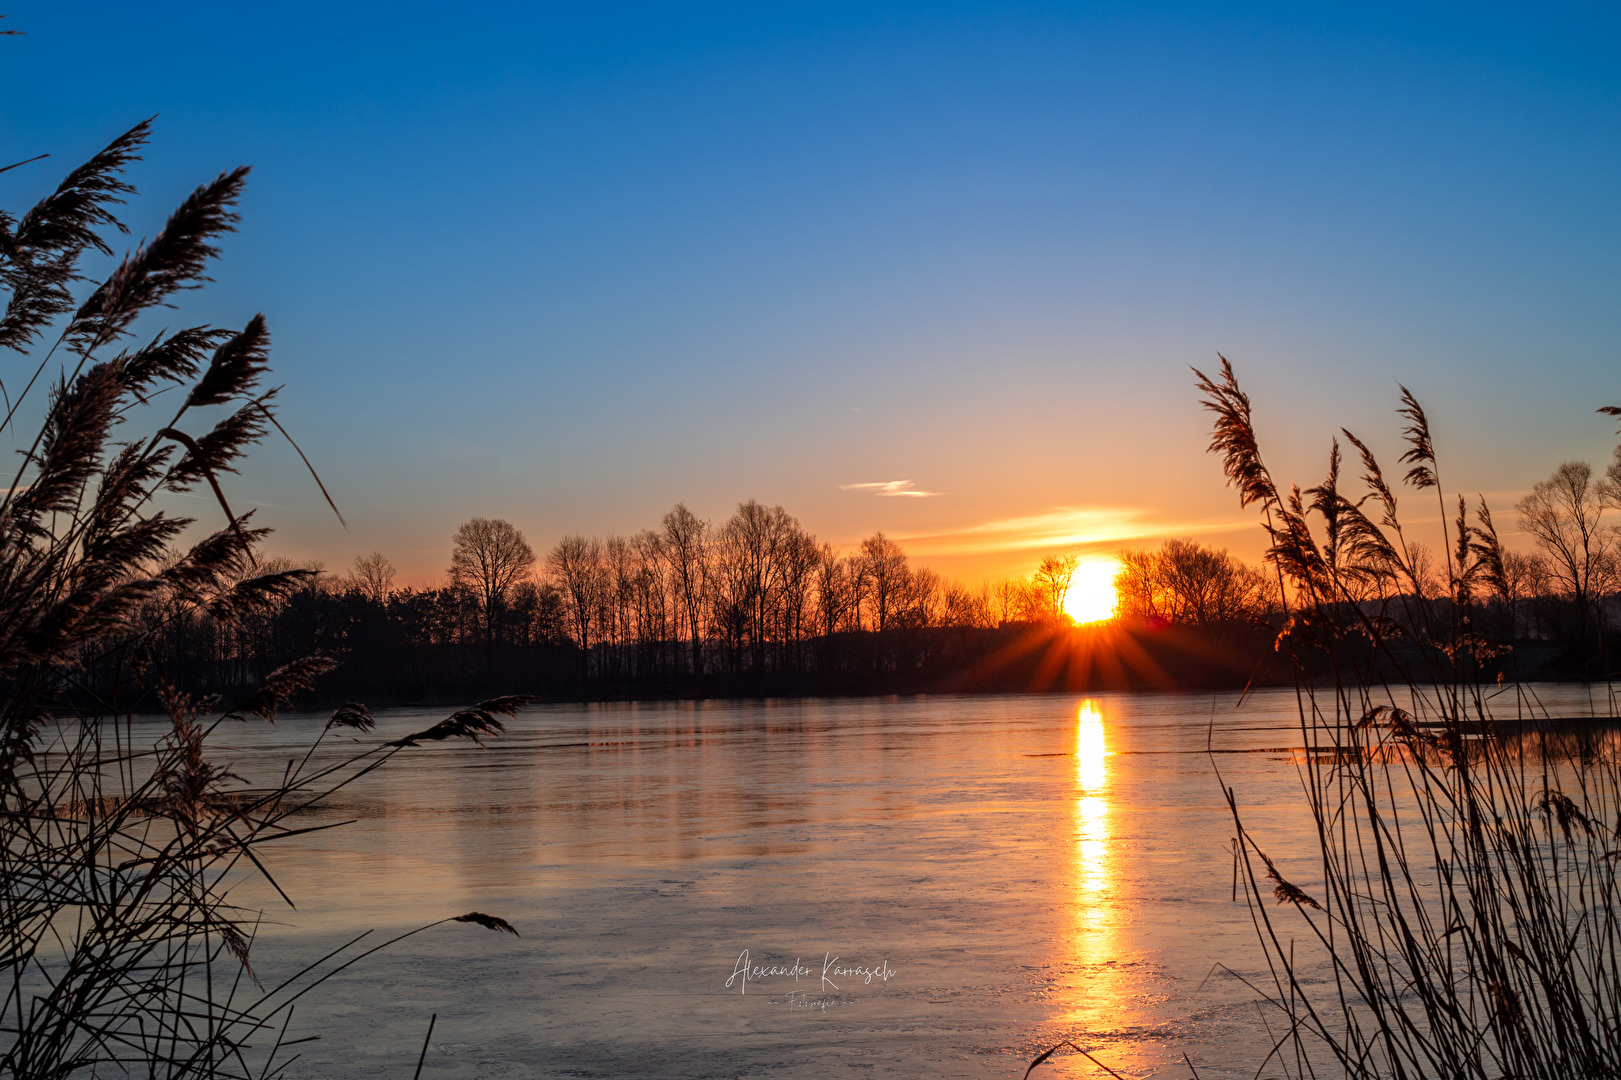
xmin=1197 ymin=357 xmax=1621 ymax=1080
xmin=0 ymin=123 xmax=524 ymax=1077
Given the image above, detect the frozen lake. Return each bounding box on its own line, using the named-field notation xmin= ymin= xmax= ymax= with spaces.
xmin=201 ymin=685 xmax=1608 ymax=1079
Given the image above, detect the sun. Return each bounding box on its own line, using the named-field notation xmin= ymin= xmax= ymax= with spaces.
xmin=1063 ymin=557 xmax=1120 ymax=624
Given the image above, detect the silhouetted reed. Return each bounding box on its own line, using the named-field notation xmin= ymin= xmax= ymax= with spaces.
xmin=0 ymin=121 xmax=521 ymax=1078
xmin=1197 ymin=356 xmax=1621 ymax=1079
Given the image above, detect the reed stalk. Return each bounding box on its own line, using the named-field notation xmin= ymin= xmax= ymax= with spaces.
xmin=1197 ymin=357 xmax=1621 ymax=1080
xmin=0 ymin=121 xmax=524 ymax=1078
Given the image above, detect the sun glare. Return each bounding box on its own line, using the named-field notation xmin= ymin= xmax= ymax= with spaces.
xmin=1063 ymin=558 xmax=1119 ymax=624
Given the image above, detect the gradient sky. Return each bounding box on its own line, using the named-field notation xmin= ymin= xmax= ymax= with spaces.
xmin=4 ymin=2 xmax=1621 ymax=584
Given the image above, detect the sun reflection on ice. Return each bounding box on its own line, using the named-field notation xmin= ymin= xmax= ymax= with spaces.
xmin=1060 ymin=699 xmax=1121 ymax=1037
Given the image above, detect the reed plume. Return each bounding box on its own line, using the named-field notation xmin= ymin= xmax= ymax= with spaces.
xmin=1201 ymin=358 xmax=1621 ymax=1080
xmin=389 ymin=695 xmax=536 ymax=747
xmin=0 ymin=117 xmax=526 ymax=1079
xmin=453 ymin=912 xmax=521 ymax=936
xmin=66 ymin=166 xmax=248 ymax=350
xmin=1397 ymin=384 xmax=1437 ymax=489
xmin=1193 ymin=355 xmax=1278 ymax=512
xmin=0 ymin=120 xmax=146 ymax=352
xmin=327 ymin=702 xmax=375 ymax=732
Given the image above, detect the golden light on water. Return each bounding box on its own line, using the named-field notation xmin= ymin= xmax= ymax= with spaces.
xmin=1062 ymin=698 xmax=1119 ymax=1032
xmin=1073 ymin=699 xmax=1109 ymax=902
xmin=1064 ymin=558 xmax=1120 ymax=624
xmin=1075 ymin=699 xmax=1108 ymax=795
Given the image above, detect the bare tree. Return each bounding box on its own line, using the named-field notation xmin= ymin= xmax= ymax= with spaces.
xmin=449 ymin=517 xmax=536 ymax=641
xmin=351 ymin=551 xmax=396 ymax=604
xmin=990 ymin=578 xmax=1020 ymax=626
xmin=1115 ymin=548 xmax=1159 ymax=621
xmin=547 ymin=534 xmax=604 ymax=668
xmin=1602 ymin=443 xmax=1621 ymax=506
xmin=813 ymin=543 xmax=839 ymax=637
xmin=1115 ymin=539 xmax=1275 ymax=625
xmin=714 ymin=500 xmax=800 ymax=671
xmin=1492 ymin=549 xmax=1547 ymax=640
xmin=1518 ymin=462 xmax=1611 ymax=644
xmin=631 ymin=529 xmax=672 ymax=672
xmin=602 ymin=534 xmax=634 ymax=663
xmin=660 ymin=504 xmax=710 ymax=676
xmin=779 ymin=528 xmax=822 ymax=665
xmin=858 ymin=532 xmax=908 ymax=632
xmin=896 ymin=566 xmax=944 ymax=628
xmin=1032 ymin=554 xmax=1080 ymax=623
xmin=1403 ymin=542 xmax=1445 ymax=602
xmin=1009 ymin=577 xmax=1054 ymax=624
xmin=942 ymin=581 xmax=995 ymax=628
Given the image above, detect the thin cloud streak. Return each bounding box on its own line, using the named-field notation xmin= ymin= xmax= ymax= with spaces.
xmin=840 ymin=479 xmax=941 ymax=498
xmin=893 ymin=506 xmax=1257 ymax=556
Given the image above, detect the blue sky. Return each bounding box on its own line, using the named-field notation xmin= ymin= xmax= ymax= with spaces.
xmin=4 ymin=3 xmax=1620 ymax=581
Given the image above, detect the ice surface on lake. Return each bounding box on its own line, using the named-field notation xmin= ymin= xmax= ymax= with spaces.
xmin=190 ymin=686 xmax=1602 ymax=1078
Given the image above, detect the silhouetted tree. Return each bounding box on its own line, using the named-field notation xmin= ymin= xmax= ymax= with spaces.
xmin=350 ymin=551 xmax=396 ymax=603
xmin=779 ymin=527 xmax=821 ymax=667
xmin=547 ymin=534 xmax=603 ymax=678
xmin=660 ymin=504 xmax=710 ymax=676
xmin=990 ymin=578 xmax=1021 ymax=625
xmin=814 ymin=542 xmax=852 ymax=637
xmin=941 ymin=580 xmax=995 ymax=628
xmin=1116 ymin=539 xmax=1276 ymax=626
xmin=1518 ymin=462 xmax=1612 ymax=647
xmin=712 ymin=501 xmax=796 ymax=673
xmin=859 ymin=532 xmax=908 ymax=632
xmin=449 ymin=517 xmax=535 ymax=641
xmin=1032 ymin=554 xmax=1079 ymax=623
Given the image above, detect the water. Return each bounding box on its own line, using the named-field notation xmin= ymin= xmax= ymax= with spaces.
xmin=195 ymin=685 xmax=1610 ymax=1078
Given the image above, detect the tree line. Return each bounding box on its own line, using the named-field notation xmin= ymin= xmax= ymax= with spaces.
xmin=134 ymin=500 xmax=1272 ymax=702
xmin=137 ymin=444 xmax=1621 ymax=704
xmin=1112 ymin=449 xmax=1621 ymax=677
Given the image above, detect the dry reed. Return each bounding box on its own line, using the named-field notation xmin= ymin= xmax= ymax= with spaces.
xmin=1195 ymin=357 xmax=1621 ymax=1080
xmin=0 ymin=119 xmax=524 ymax=1078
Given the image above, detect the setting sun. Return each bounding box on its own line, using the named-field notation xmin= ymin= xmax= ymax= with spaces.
xmin=1064 ymin=558 xmax=1120 ymax=624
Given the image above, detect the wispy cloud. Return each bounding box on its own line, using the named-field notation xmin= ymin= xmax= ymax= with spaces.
xmin=840 ymin=479 xmax=941 ymax=498
xmin=892 ymin=505 xmax=1255 ymax=556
